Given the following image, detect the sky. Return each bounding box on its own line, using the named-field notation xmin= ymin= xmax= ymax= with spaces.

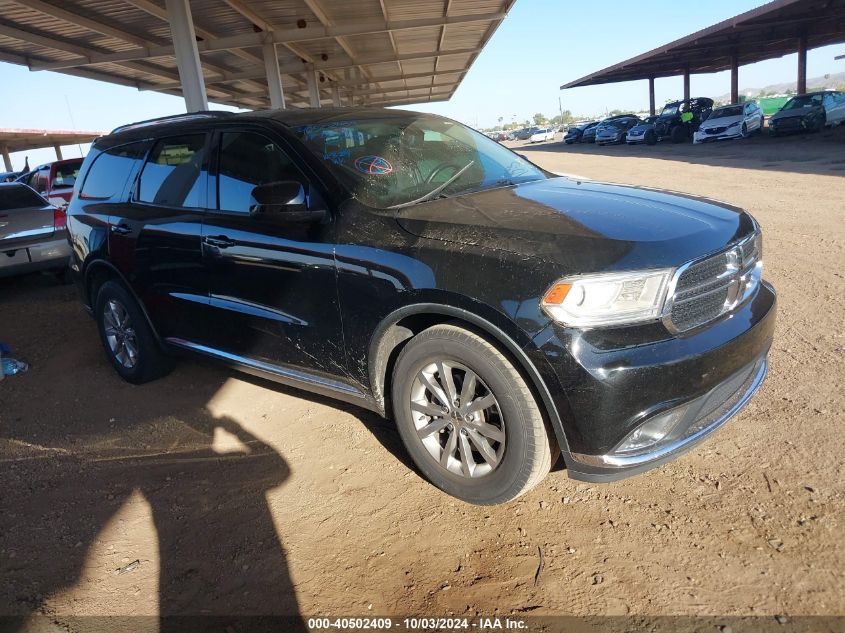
xmin=2 ymin=0 xmax=843 ymax=170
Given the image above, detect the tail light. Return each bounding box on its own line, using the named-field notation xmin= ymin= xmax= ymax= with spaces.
xmin=53 ymin=206 xmax=67 ymax=231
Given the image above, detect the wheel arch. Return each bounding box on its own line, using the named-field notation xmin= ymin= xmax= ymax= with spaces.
xmin=83 ymin=259 xmax=163 ymax=346
xmin=368 ymin=303 xmax=572 ymax=456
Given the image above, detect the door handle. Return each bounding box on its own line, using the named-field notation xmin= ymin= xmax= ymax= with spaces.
xmin=110 ymin=223 xmax=132 ymax=235
xmin=203 ymin=235 xmax=235 ymax=249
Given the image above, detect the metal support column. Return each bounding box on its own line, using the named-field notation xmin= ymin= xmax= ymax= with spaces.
xmin=262 ymin=41 xmax=286 ymax=109
xmin=797 ymin=33 xmax=808 ymax=94
xmin=306 ymin=69 xmax=321 ymax=108
xmin=331 ymin=83 xmax=341 ymax=107
xmin=683 ymin=65 xmax=690 ymax=101
xmin=53 ymin=144 xmax=63 ymax=160
xmin=1 ymin=145 xmax=11 ymax=172
xmin=165 ymin=0 xmax=208 ymax=112
xmin=730 ymin=52 xmax=739 ymax=103
xmin=648 ymin=76 xmax=655 ymax=115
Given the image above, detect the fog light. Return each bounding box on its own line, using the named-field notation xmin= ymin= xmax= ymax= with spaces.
xmin=615 ymin=404 xmax=690 ymax=454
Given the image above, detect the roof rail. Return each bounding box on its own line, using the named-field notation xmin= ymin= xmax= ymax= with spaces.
xmin=110 ymin=110 xmax=236 ymax=134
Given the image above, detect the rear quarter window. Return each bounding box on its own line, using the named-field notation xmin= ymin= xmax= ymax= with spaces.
xmin=0 ymin=184 xmax=47 ymax=211
xmin=80 ymin=142 xmax=149 ymax=200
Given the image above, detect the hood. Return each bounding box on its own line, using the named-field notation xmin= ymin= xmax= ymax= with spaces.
xmin=770 ymin=106 xmax=819 ymax=121
xmin=700 ymin=114 xmax=743 ymax=128
xmin=396 ymin=177 xmax=755 ymax=275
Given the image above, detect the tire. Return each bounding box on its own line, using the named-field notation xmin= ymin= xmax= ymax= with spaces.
xmin=815 ymin=113 xmax=826 ymax=132
xmin=95 ymin=280 xmax=173 ymax=384
xmin=645 ymin=130 xmax=657 ymax=145
xmin=670 ymin=125 xmax=687 ymax=143
xmin=391 ymin=324 xmax=557 ymax=505
xmin=741 ymin=123 xmax=748 ymax=138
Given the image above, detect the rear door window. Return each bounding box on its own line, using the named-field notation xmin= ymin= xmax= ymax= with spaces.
xmin=53 ymin=163 xmax=79 ymax=189
xmin=80 ymin=142 xmax=149 ymax=200
xmin=138 ymin=135 xmax=207 ymax=208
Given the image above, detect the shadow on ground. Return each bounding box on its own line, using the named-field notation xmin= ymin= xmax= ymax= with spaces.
xmin=0 ymin=273 xmax=409 ymax=631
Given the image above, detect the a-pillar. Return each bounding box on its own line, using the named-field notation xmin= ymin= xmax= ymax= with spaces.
xmin=165 ymin=0 xmax=208 ymax=112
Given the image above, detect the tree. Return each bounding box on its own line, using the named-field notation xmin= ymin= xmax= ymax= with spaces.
xmin=533 ymin=112 xmax=548 ymax=125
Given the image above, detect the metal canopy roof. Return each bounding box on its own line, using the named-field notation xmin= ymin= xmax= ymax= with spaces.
xmin=0 ymin=0 xmax=515 ymax=109
xmin=0 ymin=127 xmax=104 ymax=152
xmin=561 ymin=0 xmax=845 ymax=89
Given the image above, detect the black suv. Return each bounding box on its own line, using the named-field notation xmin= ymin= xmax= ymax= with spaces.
xmin=67 ymin=108 xmax=776 ymax=505
xmin=654 ymin=97 xmax=714 ymax=143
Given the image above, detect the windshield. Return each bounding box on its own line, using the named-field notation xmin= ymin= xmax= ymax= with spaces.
xmin=782 ymin=94 xmax=822 ymax=110
xmin=710 ymin=106 xmax=743 ymax=119
xmin=293 ymin=114 xmax=545 ymax=209
xmin=660 ymin=104 xmax=680 ymax=117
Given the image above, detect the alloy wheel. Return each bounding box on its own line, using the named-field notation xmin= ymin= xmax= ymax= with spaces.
xmin=410 ymin=360 xmax=506 ymax=478
xmin=103 ymin=299 xmax=138 ymax=369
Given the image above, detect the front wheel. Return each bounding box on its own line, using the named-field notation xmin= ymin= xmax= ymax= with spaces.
xmin=741 ymin=123 xmax=749 ymax=138
xmin=391 ymin=324 xmax=557 ymax=505
xmin=645 ymin=130 xmax=657 ymax=145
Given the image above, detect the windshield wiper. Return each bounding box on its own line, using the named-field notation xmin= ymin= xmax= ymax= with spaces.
xmin=388 ymin=160 xmax=475 ymax=209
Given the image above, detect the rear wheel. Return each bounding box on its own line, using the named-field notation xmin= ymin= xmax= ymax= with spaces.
xmin=391 ymin=324 xmax=557 ymax=505
xmin=95 ymin=280 xmax=173 ymax=384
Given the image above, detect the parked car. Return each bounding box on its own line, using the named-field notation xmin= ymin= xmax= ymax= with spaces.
xmin=1 ymin=170 xmax=26 ymax=183
xmin=694 ymin=102 xmax=764 ymax=144
xmin=654 ymin=98 xmax=714 ymax=143
xmin=0 ymin=182 xmax=71 ymax=279
xmin=595 ymin=116 xmax=641 ymax=145
xmin=626 ymin=116 xmax=659 ymax=145
xmin=769 ymin=91 xmax=845 ymax=136
xmin=528 ymin=127 xmax=555 ymax=143
xmin=515 ymin=127 xmax=538 ymax=140
xmin=16 ymin=158 xmax=83 ymax=209
xmin=564 ymin=121 xmax=597 ymax=144
xmin=67 ymin=108 xmax=775 ymax=505
xmin=580 ymin=123 xmax=600 ymax=143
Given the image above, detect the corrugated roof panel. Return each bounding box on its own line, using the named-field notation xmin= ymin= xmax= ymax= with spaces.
xmin=0 ymin=0 xmax=513 ymax=108
xmin=392 ymin=26 xmax=441 ymax=55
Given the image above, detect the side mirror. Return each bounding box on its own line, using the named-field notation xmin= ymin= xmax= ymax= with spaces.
xmin=250 ymin=180 xmax=325 ymax=223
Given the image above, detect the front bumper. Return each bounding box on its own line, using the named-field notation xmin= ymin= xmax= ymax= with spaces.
xmin=596 ymin=134 xmax=621 ymax=144
xmin=526 ymin=281 xmax=776 ymax=482
xmin=694 ymin=128 xmax=742 ymax=143
xmin=626 ymin=132 xmax=646 ymax=144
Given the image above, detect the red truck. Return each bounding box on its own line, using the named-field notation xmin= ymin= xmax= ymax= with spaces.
xmin=16 ymin=157 xmax=83 ymax=210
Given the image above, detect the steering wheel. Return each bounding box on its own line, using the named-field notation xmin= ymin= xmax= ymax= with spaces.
xmin=425 ymin=162 xmax=462 ymax=185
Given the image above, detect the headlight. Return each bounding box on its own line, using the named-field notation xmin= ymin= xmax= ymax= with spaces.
xmin=541 ymin=268 xmax=674 ymax=327
xmin=727 ymin=121 xmax=740 ymax=128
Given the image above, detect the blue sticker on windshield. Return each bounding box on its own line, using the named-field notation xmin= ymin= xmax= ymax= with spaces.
xmin=355 ymin=155 xmax=393 ymax=175
xmin=323 ymin=148 xmax=350 ymax=165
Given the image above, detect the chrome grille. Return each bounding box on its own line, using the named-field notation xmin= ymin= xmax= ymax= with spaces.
xmin=667 ymin=233 xmax=762 ymax=333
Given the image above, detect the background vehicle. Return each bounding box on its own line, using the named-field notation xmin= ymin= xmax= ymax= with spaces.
xmin=694 ymin=101 xmax=764 ymax=143
xmin=1 ymin=170 xmax=26 ymax=183
xmin=654 ymin=98 xmax=714 ymax=143
xmin=0 ymin=182 xmax=70 ymax=279
xmin=528 ymin=127 xmax=555 ymax=143
xmin=595 ymin=116 xmax=641 ymax=145
xmin=626 ymin=116 xmax=659 ymax=145
xmin=580 ymin=122 xmax=602 ymax=143
xmin=67 ymin=108 xmax=775 ymax=505
xmin=515 ymin=127 xmax=539 ymax=140
xmin=16 ymin=158 xmax=83 ymax=209
xmin=564 ymin=121 xmax=597 ymax=144
xmin=769 ymin=91 xmax=845 ymax=135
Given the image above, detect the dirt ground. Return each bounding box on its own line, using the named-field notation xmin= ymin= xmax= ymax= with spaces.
xmin=1 ymin=129 xmax=844 ymax=629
